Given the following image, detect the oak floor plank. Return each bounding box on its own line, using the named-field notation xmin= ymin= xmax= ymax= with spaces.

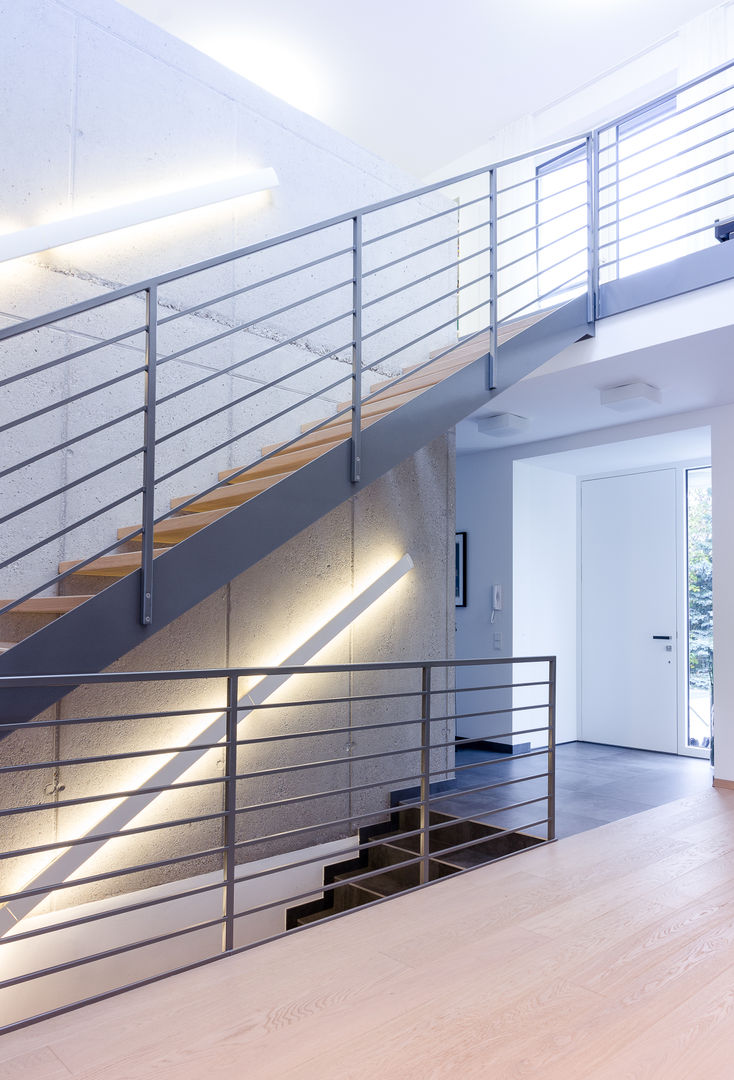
xmin=3 ymin=788 xmax=734 ymax=1079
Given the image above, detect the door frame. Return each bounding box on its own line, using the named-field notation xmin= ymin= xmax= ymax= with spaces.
xmin=576 ymin=456 xmax=711 ymax=759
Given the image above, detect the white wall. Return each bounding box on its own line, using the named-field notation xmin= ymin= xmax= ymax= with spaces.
xmin=513 ymin=461 xmax=577 ymax=745
xmin=457 ymin=402 xmax=734 ymax=780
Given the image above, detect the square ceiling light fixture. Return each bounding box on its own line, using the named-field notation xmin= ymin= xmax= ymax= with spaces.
xmin=599 ymin=381 xmax=662 ymax=411
xmin=476 ymin=413 xmax=530 ymax=438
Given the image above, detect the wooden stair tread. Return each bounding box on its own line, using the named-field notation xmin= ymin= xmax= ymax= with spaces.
xmin=118 ymin=506 xmax=230 ymax=545
xmin=170 ymin=471 xmax=291 ymax=514
xmin=219 ymin=443 xmax=333 ymax=485
xmin=0 ymin=595 xmax=92 ymax=614
xmin=0 ymin=642 xmax=16 ymax=653
xmin=58 ymin=549 xmax=169 ymax=577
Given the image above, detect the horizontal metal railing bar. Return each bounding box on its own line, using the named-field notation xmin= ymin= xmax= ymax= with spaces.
xmin=361 ymin=268 xmax=491 ymax=344
xmin=607 ymin=221 xmax=712 ymax=267
xmin=157 ymin=246 xmax=354 ymax=325
xmin=155 ymin=312 xmax=351 ymax=407
xmin=0 ymin=807 xmax=227 ymax=862
xmin=0 ymin=704 xmax=224 ymax=731
xmin=495 ymin=224 xmax=586 ymax=278
xmin=598 ymin=143 xmax=734 ymax=213
xmin=605 ymin=166 xmax=734 ymax=229
xmin=0 ymin=842 xmax=228 ymax=906
xmin=600 ymin=122 xmax=734 ymax=200
xmin=364 ymin=194 xmax=483 ymax=248
xmin=598 ymin=191 xmax=731 ymax=251
xmin=425 ymin=772 xmax=550 ymax=810
xmin=0 ymin=484 xmax=144 ymax=575
xmin=498 ymin=206 xmax=587 ymax=250
xmin=455 ymin=723 xmax=552 ymax=743
xmin=229 ymin=791 xmax=551 ymax=892
xmin=419 ymin=812 xmax=549 ymax=863
xmin=0 ymin=323 xmax=148 ymax=391
xmin=0 ymin=527 xmax=143 ymax=621
xmin=499 ymin=267 xmax=586 ymax=325
xmin=0 ymin=874 xmax=231 ymax=950
xmin=599 ymin=87 xmax=734 ymax=172
xmin=0 ymin=445 xmax=144 ymax=528
xmin=157 ymin=282 xmax=352 ymax=368
xmin=0 ymin=736 xmax=228 ymax=774
xmin=598 ymin=56 xmax=734 ymax=135
xmin=0 ymin=289 xmax=149 ymax=344
xmin=0 ymin=771 xmax=227 ymax=820
xmin=363 ymin=243 xmax=492 ymax=310
xmin=156 ymin=362 xmax=353 ymax=451
xmin=0 ymin=913 xmax=227 ymax=992
xmin=443 ymin=746 xmax=551 ymax=777
xmin=598 ymin=117 xmax=734 ymax=196
xmin=154 ymin=397 xmax=354 ymax=491
xmin=0 ymin=405 xmax=145 ymax=482
xmin=368 ymin=295 xmax=491 ymax=371
xmin=421 ymin=730 xmax=548 ymax=757
xmin=0 ymin=363 xmax=146 ymax=435
xmin=236 ymin=768 xmax=427 ymax=817
xmin=497 ymin=245 xmax=587 ymax=301
xmin=232 ymin=817 xmax=550 ymax=919
xmin=0 ymin=138 xmax=581 ymax=350
xmin=496 ymin=181 xmax=587 ymax=222
xmin=364 ymin=218 xmax=486 ymax=278
xmin=0 ymin=656 xmax=552 ymax=690
xmin=233 ymin=741 xmax=431 ymax=783
xmin=495 ymin=162 xmax=581 ymax=198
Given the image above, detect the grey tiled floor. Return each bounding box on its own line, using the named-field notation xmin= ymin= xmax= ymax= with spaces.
xmin=438 ymin=741 xmax=712 ymax=840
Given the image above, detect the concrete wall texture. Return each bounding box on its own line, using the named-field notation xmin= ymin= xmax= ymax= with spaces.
xmin=0 ymin=0 xmax=458 ymax=919
xmin=0 ymin=0 xmax=458 ymax=600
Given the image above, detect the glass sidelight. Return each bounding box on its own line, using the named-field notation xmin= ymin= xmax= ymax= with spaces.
xmin=686 ymin=466 xmax=713 ymax=750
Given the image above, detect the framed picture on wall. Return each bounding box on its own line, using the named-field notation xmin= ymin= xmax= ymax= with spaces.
xmin=455 ymin=532 xmax=467 ymax=607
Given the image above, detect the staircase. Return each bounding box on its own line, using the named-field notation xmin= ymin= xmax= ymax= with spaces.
xmin=287 ymin=804 xmax=543 ymax=928
xmin=0 ymin=289 xmax=590 ymax=726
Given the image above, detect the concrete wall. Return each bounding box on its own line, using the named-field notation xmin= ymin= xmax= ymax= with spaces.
xmin=1 ymin=0 xmax=458 ymax=600
xmin=1 ymin=432 xmax=456 ymax=918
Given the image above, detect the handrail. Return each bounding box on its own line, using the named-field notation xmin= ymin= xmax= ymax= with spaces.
xmin=2 ymin=58 xmax=734 ymax=640
xmin=0 ymin=655 xmax=556 ymax=1034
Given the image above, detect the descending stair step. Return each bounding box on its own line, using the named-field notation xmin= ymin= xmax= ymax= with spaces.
xmin=330 ymin=386 xmax=421 ymax=421
xmin=118 ymin=507 xmax=229 ymax=546
xmin=260 ymin=416 xmax=379 ymax=457
xmin=169 ymin=471 xmax=291 ymax=514
xmin=0 ymin=595 xmax=92 ymax=614
xmin=218 ymin=443 xmax=333 ymax=485
xmin=58 ymin=549 xmax=169 ymax=578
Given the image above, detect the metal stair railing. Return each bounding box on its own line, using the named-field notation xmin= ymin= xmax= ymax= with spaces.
xmin=0 ymin=654 xmax=556 ymax=1034
xmin=2 ymin=57 xmax=734 ymax=636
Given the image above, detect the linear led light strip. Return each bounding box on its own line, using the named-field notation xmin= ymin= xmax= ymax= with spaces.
xmin=0 ymin=554 xmax=414 ymax=936
xmin=0 ymin=168 xmax=279 ymax=264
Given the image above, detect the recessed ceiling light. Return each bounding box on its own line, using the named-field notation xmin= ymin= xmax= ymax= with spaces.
xmin=476 ymin=413 xmax=530 ymax=437
xmin=599 ymin=382 xmax=662 ymax=411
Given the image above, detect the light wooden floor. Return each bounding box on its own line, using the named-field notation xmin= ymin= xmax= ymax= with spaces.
xmin=3 ymin=786 xmax=734 ymax=1079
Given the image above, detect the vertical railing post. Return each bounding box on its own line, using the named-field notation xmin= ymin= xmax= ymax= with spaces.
xmin=547 ymin=657 xmax=556 ymax=842
xmin=222 ymin=673 xmax=238 ymax=953
xmin=586 ymin=131 xmax=600 ymax=326
xmin=140 ymin=285 xmax=157 ymax=626
xmin=420 ymin=664 xmax=432 ymax=886
xmin=489 ymin=168 xmax=498 ymax=390
xmin=351 ymin=214 xmax=363 ymax=483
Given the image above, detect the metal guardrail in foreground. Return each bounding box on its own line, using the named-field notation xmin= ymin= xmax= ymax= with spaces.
xmin=0 ymin=655 xmax=556 ymax=1034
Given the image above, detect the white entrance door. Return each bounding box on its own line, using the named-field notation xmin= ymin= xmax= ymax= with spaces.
xmin=580 ymin=468 xmax=678 ymax=753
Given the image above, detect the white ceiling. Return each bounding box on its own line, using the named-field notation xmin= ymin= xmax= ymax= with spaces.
xmin=521 ymin=427 xmax=712 ymax=476
xmin=118 ymin=0 xmax=724 ymax=177
xmin=456 ymin=321 xmax=734 ymax=454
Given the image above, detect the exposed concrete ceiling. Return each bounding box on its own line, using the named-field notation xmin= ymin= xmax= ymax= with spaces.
xmin=118 ymin=0 xmax=724 ymax=178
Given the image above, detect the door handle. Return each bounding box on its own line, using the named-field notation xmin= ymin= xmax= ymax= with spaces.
xmin=652 ymin=635 xmax=672 ymax=640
